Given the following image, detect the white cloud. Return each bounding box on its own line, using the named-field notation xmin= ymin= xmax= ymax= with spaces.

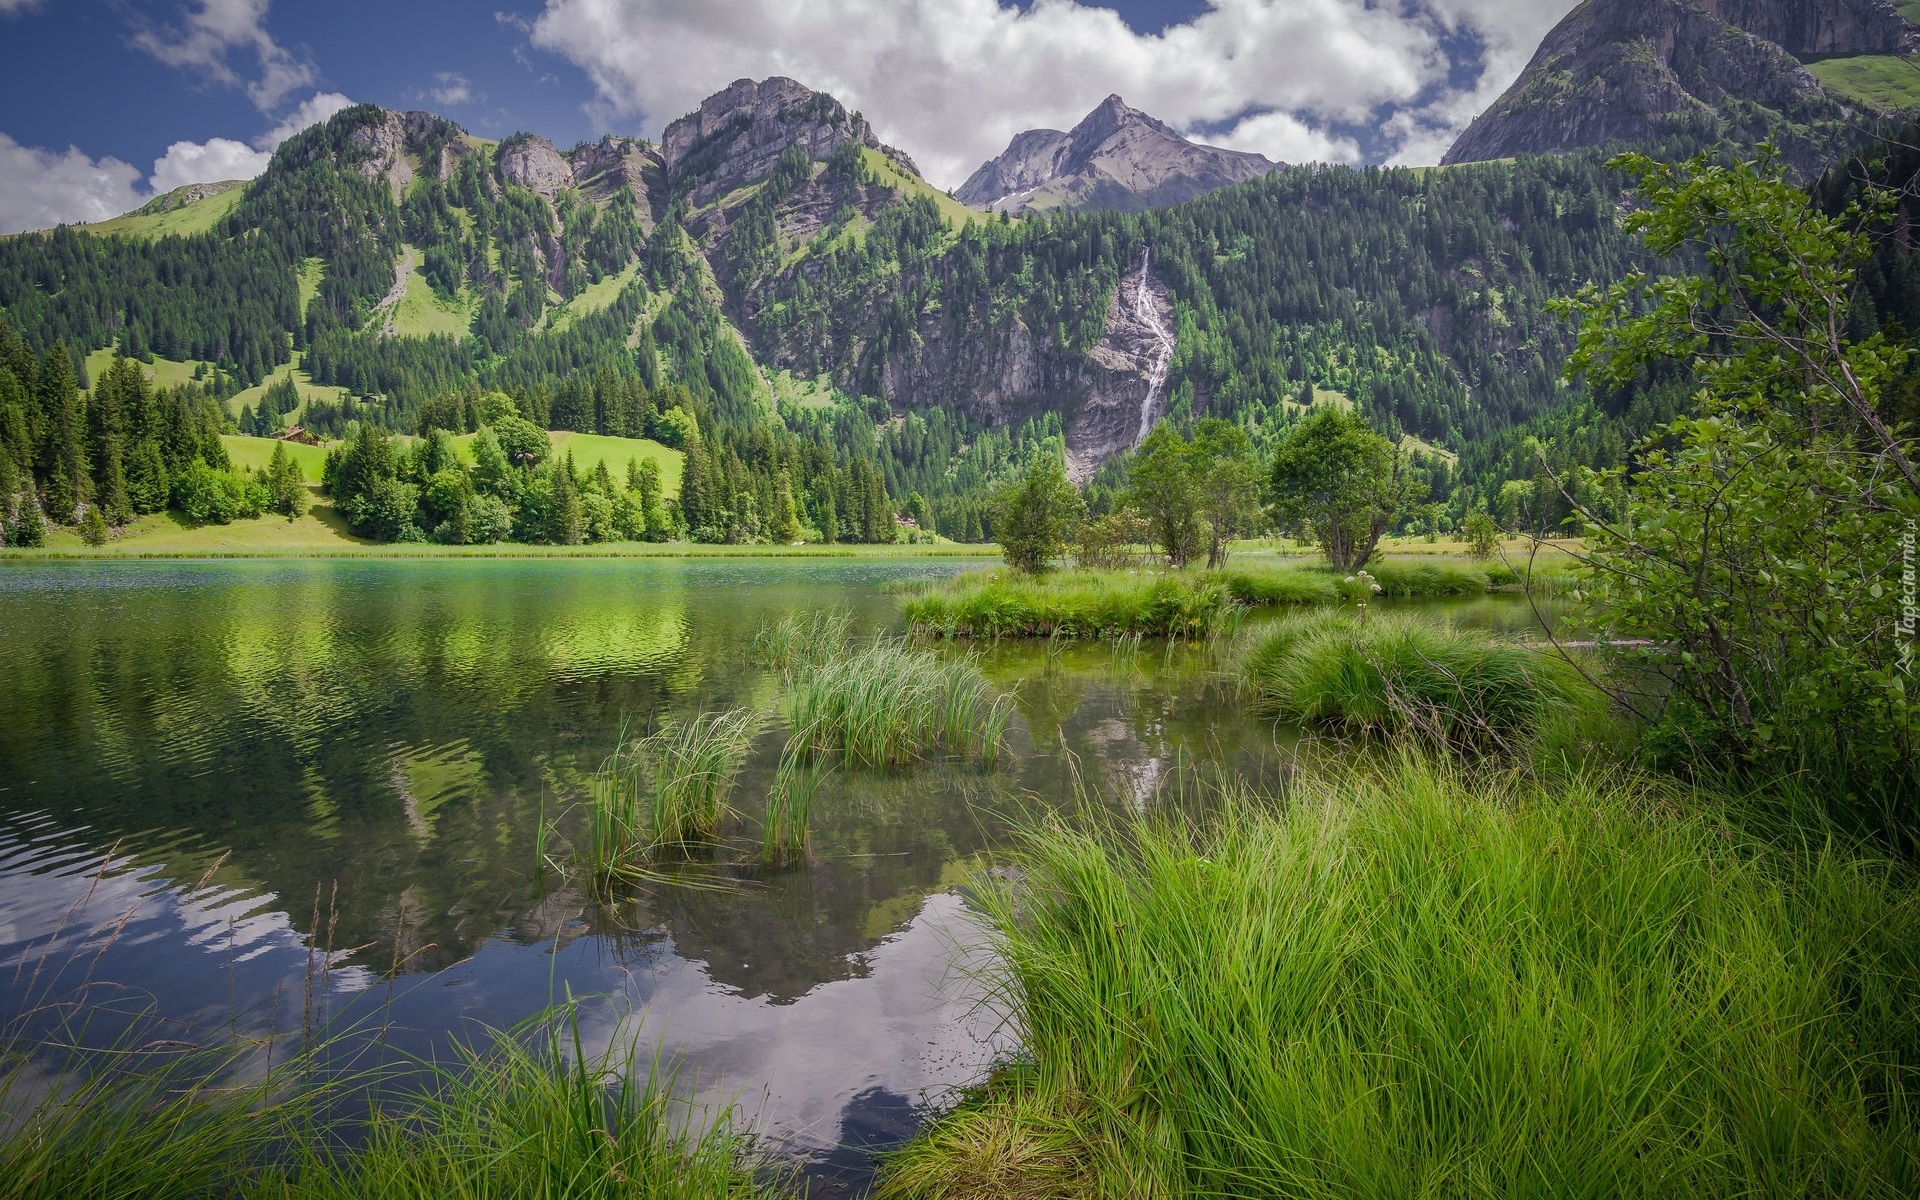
xmin=148 ymin=136 xmax=271 ymax=193
xmin=529 ymin=0 xmax=1582 ymax=185
xmin=429 ymin=72 xmax=475 ymax=108
xmin=0 ymin=135 xmax=145 ymax=233
xmin=0 ymin=90 xmax=355 ymax=233
xmin=0 ymin=0 xmax=48 ymax=15
xmin=257 ymin=91 xmax=356 ymax=147
xmin=1208 ymin=111 xmax=1362 ymax=167
xmin=129 ymin=0 xmax=316 ymax=112
xmin=148 ymin=91 xmax=355 ymax=195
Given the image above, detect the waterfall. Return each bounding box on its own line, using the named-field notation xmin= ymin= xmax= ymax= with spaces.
xmin=1133 ymin=246 xmax=1175 ymax=447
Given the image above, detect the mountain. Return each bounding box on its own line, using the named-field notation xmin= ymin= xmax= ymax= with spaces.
xmin=955 ymin=95 xmax=1276 ymax=214
xmin=13 ymin=46 xmax=1894 ymax=541
xmin=1444 ymin=0 xmax=1919 ymax=169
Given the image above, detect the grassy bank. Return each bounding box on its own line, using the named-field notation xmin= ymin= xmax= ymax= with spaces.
xmin=903 ymin=555 xmax=1559 ymax=639
xmin=882 ymin=757 xmax=1920 ymax=1198
xmin=0 ymin=1007 xmax=783 ymax=1200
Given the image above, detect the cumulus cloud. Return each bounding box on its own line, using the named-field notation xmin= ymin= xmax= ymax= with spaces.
xmin=0 ymin=90 xmax=354 ymax=233
xmin=128 ymin=0 xmax=316 ymax=111
xmin=529 ymin=0 xmax=1580 ymax=185
xmin=0 ymin=136 xmax=145 ymax=233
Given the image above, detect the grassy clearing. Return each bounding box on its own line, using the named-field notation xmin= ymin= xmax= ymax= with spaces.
xmin=224 ymin=354 xmax=352 ymax=422
xmin=1807 ymin=54 xmax=1920 ymax=111
xmin=543 ymin=263 xmax=641 ymax=335
xmin=787 ymin=640 xmax=1011 ymax=767
xmin=388 ymin=251 xmax=478 ymax=339
xmin=221 ymin=434 xmax=331 ymax=477
xmin=881 ymin=756 xmax=1920 ymax=1199
xmin=83 ymin=347 xmax=205 ymax=392
xmin=448 ymin=431 xmax=685 ymax=497
xmin=76 ymin=183 xmax=246 ymax=240
xmin=0 ymin=1007 xmax=780 ymax=1200
xmin=860 ymin=148 xmax=988 ymax=231
xmin=1242 ymin=610 xmax=1593 ymax=751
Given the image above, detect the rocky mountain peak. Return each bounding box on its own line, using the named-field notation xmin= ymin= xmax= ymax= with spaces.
xmin=496 ymin=134 xmax=573 ymax=196
xmin=661 ymin=76 xmax=919 ymax=207
xmin=956 ymin=95 xmax=1274 ymax=215
xmin=1443 ymin=0 xmax=1918 ymax=169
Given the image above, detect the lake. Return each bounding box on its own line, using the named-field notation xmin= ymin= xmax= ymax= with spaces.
xmin=0 ymin=557 xmax=1546 ymax=1193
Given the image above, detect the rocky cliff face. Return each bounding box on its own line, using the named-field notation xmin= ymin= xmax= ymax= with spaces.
xmin=1444 ymin=0 xmax=1917 ymax=168
xmin=662 ymin=76 xmax=919 ymax=206
xmin=957 ymin=95 xmax=1275 ymax=214
xmin=496 ymin=134 xmax=574 ymax=195
xmin=568 ymin=136 xmax=666 ymax=231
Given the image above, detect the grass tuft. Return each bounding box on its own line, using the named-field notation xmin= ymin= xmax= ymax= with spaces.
xmin=587 ymin=710 xmax=760 ymax=883
xmin=787 ymin=640 xmax=1011 ymax=766
xmin=881 ymin=757 xmax=1920 ymax=1198
xmin=747 ymin=607 xmax=854 ymax=668
xmin=1242 ymin=611 xmax=1591 ymax=752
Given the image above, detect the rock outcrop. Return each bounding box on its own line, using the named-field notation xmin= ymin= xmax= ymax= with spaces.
xmin=496 ymin=134 xmax=574 ymax=196
xmin=662 ymin=76 xmax=919 ymax=207
xmin=957 ymin=95 xmax=1275 ymax=214
xmin=1443 ymin=0 xmax=1918 ymax=168
xmin=568 ymin=136 xmax=667 ymax=232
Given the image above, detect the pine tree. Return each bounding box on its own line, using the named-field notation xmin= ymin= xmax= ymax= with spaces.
xmin=36 ymin=346 xmax=87 ymax=522
xmin=547 ymin=452 xmax=584 ymax=545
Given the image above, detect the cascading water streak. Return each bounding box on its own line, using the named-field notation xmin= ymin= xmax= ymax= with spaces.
xmin=1133 ymin=246 xmax=1176 ymax=447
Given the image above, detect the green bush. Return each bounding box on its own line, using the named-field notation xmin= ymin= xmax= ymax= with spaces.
xmin=171 ymin=460 xmax=268 ymax=525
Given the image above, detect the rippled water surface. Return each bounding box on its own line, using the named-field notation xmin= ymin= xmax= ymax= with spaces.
xmin=0 ymin=557 xmax=1547 ymax=1193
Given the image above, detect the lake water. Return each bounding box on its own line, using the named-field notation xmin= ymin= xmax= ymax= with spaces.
xmin=0 ymin=558 xmax=1546 ymax=1193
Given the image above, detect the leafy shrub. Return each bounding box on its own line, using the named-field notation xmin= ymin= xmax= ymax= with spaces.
xmin=172 ymin=461 xmax=268 ymax=525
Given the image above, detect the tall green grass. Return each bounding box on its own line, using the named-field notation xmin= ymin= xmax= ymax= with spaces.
xmin=587 ymin=709 xmax=760 ymax=883
xmin=787 ymin=640 xmax=1012 ymax=766
xmin=1243 ymin=611 xmax=1592 ymax=752
xmin=881 ymin=758 xmax=1920 ymax=1199
xmin=269 ymin=1007 xmax=781 ymax=1199
xmin=0 ymin=1007 xmax=781 ymax=1200
xmin=904 ymin=570 xmax=1234 ymax=639
xmin=746 ymin=607 xmax=853 ymax=668
xmin=904 ymin=559 xmax=1516 ymax=641
xmin=759 ymin=741 xmax=824 ymax=867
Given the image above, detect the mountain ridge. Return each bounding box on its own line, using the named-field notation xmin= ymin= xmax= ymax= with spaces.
xmin=1444 ymin=0 xmax=1918 ymax=168
xmin=955 ymin=94 xmax=1275 ymax=214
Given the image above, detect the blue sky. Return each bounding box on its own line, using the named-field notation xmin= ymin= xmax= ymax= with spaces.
xmin=0 ymin=0 xmax=1574 ymax=232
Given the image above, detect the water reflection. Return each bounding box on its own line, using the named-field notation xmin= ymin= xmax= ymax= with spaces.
xmin=0 ymin=558 xmax=1548 ymax=1191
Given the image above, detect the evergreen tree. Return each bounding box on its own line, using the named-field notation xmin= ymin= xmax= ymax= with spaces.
xmin=35 ymin=346 xmax=86 ymax=522
xmin=547 ymin=453 xmax=584 ymax=545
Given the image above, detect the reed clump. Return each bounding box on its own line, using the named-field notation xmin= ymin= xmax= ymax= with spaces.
xmin=787 ymin=640 xmax=1012 ymax=767
xmin=746 ymin=607 xmax=854 ymax=668
xmin=588 ymin=709 xmax=760 ymax=883
xmin=1243 ymin=610 xmax=1590 ymax=751
xmin=760 ymin=742 xmax=824 ymax=867
xmin=880 ymin=757 xmax=1920 ymax=1199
